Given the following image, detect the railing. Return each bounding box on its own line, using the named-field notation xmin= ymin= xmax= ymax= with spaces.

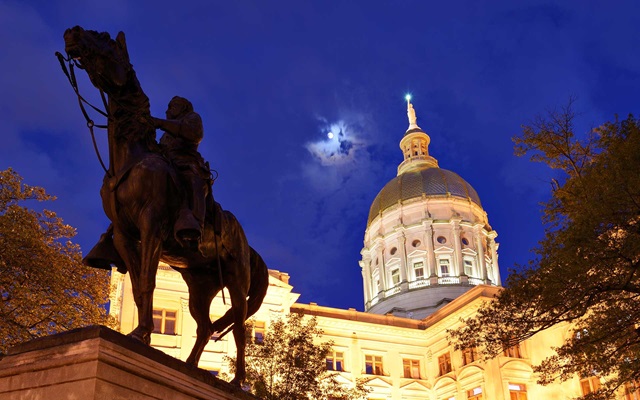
xmin=468 ymin=277 xmax=484 ymax=286
xmin=385 ymin=285 xmax=401 ymax=297
xmin=366 ymin=276 xmax=493 ymax=309
xmin=438 ymin=276 xmax=460 ymax=285
xmin=408 ymin=279 xmax=430 ymax=289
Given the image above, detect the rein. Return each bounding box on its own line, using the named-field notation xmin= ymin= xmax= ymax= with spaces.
xmin=56 ymin=51 xmax=111 ymax=177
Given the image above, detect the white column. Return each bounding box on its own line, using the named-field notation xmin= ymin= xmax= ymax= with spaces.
xmin=423 ymin=221 xmax=436 ymax=277
xmin=451 ymin=219 xmax=463 ymax=276
xmin=360 ymin=256 xmax=372 ymax=305
xmin=397 ymin=232 xmax=408 ymax=284
xmin=375 ymin=239 xmax=387 ymax=291
xmin=474 ymin=224 xmax=488 ymax=282
xmin=488 ymin=231 xmax=500 ymax=286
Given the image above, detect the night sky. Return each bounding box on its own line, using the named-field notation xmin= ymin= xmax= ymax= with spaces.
xmin=2 ymin=1 xmax=639 ymax=311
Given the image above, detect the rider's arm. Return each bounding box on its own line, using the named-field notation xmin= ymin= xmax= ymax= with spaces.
xmin=153 ymin=112 xmax=203 ymax=143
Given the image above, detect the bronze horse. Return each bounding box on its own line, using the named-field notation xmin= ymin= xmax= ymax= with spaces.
xmin=62 ymin=26 xmax=268 ymax=385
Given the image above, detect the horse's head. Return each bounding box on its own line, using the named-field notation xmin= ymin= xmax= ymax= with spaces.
xmin=64 ymin=26 xmax=131 ymax=94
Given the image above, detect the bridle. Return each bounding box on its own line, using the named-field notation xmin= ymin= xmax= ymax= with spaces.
xmin=56 ymin=50 xmax=112 ymax=177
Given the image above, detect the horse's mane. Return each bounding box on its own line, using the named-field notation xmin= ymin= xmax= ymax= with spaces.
xmin=84 ymin=29 xmax=159 ymax=150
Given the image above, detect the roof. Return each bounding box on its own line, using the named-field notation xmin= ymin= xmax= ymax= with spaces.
xmin=367 ymin=166 xmax=482 ymax=226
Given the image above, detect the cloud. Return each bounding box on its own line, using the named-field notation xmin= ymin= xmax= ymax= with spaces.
xmin=305 ymin=119 xmax=365 ymax=167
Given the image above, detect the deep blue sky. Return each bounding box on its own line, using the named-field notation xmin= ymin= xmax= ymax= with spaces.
xmin=2 ymin=1 xmax=639 ymax=310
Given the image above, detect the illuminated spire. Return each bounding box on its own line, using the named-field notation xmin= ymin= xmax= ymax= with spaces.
xmin=398 ymin=95 xmax=438 ymax=175
xmin=406 ymin=94 xmax=421 ymax=132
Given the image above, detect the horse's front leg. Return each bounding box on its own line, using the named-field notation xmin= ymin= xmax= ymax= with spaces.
xmin=113 ymin=221 xmax=162 ymax=344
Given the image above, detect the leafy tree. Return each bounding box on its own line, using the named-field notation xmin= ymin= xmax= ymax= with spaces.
xmin=0 ymin=168 xmax=115 ymax=353
xmin=227 ymin=312 xmax=369 ymax=400
xmin=450 ymin=101 xmax=640 ymax=399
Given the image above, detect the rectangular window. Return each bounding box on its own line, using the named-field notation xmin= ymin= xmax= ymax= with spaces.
xmin=439 ymin=259 xmax=450 ymax=277
xmin=580 ymin=376 xmax=601 ymax=395
xmin=464 ymin=259 xmax=474 ymax=276
xmin=508 ymin=383 xmax=528 ymax=400
xmin=467 ymin=387 xmax=483 ymax=400
xmin=253 ymin=321 xmax=265 ymax=344
xmin=373 ymin=271 xmax=380 ymax=292
xmin=152 ymin=309 xmax=177 ymax=335
xmin=438 ymin=352 xmax=452 ymax=376
xmin=503 ymin=344 xmax=522 ymax=358
xmin=391 ymin=268 xmax=400 ymax=286
xmin=365 ymin=355 xmax=383 ymax=375
xmin=462 ymin=347 xmax=478 ymax=365
xmin=413 ymin=262 xmax=424 ymax=279
xmin=326 ymin=351 xmax=344 ymax=371
xmin=402 ymin=358 xmax=420 ymax=379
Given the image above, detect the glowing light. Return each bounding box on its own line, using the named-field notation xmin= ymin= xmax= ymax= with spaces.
xmin=327 ymin=132 xmax=334 ymax=139
xmin=405 ymin=94 xmax=412 ymax=102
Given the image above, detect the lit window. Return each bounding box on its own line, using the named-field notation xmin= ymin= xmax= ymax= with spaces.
xmin=152 ymin=309 xmax=177 ymax=335
xmin=464 ymin=259 xmax=474 ymax=276
xmin=503 ymin=344 xmax=522 ymax=358
xmin=467 ymin=387 xmax=483 ymax=400
xmin=439 ymin=259 xmax=450 ymax=277
xmin=414 ymin=262 xmax=424 ymax=280
xmin=508 ymin=383 xmax=528 ymax=400
xmin=402 ymin=358 xmax=420 ymax=379
xmin=253 ymin=321 xmax=265 ymax=344
xmin=462 ymin=347 xmax=478 ymax=365
xmin=326 ymin=351 xmax=344 ymax=371
xmin=365 ymin=355 xmax=383 ymax=375
xmin=580 ymin=376 xmax=601 ymax=396
xmin=438 ymin=352 xmax=452 ymax=376
xmin=391 ymin=269 xmax=400 ymax=286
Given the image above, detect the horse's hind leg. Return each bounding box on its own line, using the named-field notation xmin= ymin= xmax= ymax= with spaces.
xmin=180 ymin=268 xmax=219 ymax=367
xmin=228 ymin=284 xmax=249 ymax=386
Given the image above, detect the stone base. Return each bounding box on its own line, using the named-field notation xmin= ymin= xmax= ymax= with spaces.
xmin=0 ymin=326 xmax=255 ymax=400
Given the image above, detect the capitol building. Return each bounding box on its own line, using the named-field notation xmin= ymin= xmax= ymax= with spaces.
xmin=109 ymin=100 xmax=629 ymax=399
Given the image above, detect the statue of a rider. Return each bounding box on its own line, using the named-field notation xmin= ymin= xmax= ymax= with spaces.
xmin=154 ymin=96 xmax=210 ymax=249
xmin=84 ymin=96 xmax=211 ymax=270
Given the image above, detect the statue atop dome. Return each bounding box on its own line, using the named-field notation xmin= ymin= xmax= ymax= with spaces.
xmin=406 ymin=95 xmax=421 ymax=132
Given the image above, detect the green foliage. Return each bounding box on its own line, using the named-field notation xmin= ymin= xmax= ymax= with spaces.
xmin=450 ymin=102 xmax=640 ymax=400
xmin=227 ymin=312 xmax=369 ymax=400
xmin=0 ymin=168 xmax=115 ymax=353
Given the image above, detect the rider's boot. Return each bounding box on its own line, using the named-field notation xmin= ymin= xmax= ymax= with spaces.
xmin=175 ymin=175 xmax=208 ymax=254
xmin=174 ymin=208 xmax=201 ymax=252
xmin=83 ymin=224 xmax=127 ymax=273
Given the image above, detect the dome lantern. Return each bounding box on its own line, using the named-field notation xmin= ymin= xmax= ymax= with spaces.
xmin=398 ymin=99 xmax=439 ymax=175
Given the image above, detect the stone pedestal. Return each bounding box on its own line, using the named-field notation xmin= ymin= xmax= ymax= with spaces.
xmin=0 ymin=326 xmax=255 ymax=400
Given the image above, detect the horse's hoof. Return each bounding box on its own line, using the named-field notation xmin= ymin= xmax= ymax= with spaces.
xmin=127 ymin=330 xmax=151 ymax=345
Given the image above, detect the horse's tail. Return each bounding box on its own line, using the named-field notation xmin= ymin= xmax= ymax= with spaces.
xmin=246 ymin=246 xmax=269 ymax=319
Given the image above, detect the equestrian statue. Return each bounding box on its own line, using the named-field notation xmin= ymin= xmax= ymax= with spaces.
xmin=59 ymin=26 xmax=269 ymax=386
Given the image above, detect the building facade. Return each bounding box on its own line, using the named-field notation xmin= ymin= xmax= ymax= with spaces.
xmin=109 ymin=100 xmax=638 ymax=400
